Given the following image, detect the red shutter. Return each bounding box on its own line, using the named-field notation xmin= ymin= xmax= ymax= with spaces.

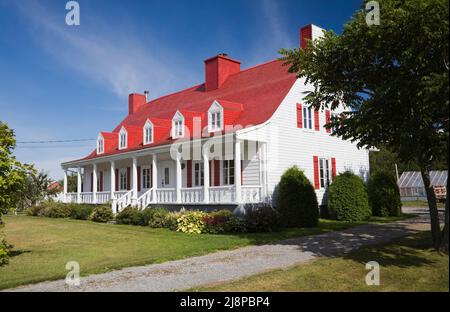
xmin=90 ymin=172 xmax=93 ymax=192
xmin=187 ymin=160 xmax=192 ymax=187
xmin=115 ymin=168 xmax=119 ymax=191
xmin=296 ymin=103 xmax=303 ymax=128
xmin=325 ymin=110 xmax=331 ymax=133
xmin=314 ymin=109 xmax=320 ymax=131
xmin=241 ymin=160 xmax=244 ymax=185
xmin=126 ymin=167 xmax=131 ymax=190
xmin=313 ymin=156 xmax=320 ymax=189
xmin=214 ymin=160 xmax=220 ymax=186
xmin=137 ymin=166 xmax=141 ymax=192
xmin=331 ymin=158 xmax=336 ymax=179
xmin=209 ymin=160 xmax=212 ymax=186
xmin=99 ymin=171 xmax=103 ymax=192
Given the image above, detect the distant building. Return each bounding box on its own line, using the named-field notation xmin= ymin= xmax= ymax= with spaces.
xmin=398 ymin=171 xmax=447 ymax=201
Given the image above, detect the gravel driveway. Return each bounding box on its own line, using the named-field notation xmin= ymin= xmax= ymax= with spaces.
xmin=5 ymin=207 xmax=439 ymax=292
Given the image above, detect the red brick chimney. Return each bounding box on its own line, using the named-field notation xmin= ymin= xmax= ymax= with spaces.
xmin=128 ymin=93 xmax=147 ymax=115
xmin=300 ymin=24 xmax=313 ymax=49
xmin=204 ymin=54 xmax=241 ymax=92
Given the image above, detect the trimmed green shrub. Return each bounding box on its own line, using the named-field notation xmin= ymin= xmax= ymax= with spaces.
xmin=90 ymin=205 xmax=113 ymax=223
xmin=147 ymin=207 xmax=169 ymax=228
xmin=328 ymin=171 xmax=370 ymax=221
xmin=176 ymin=211 xmax=206 ymax=234
xmin=26 ymin=204 xmax=45 ymax=216
xmin=245 ymin=205 xmax=280 ymax=233
xmin=368 ymin=171 xmax=402 ymax=217
xmin=223 ymin=215 xmax=247 ymax=233
xmin=42 ymin=202 xmax=72 ymax=218
xmin=276 ymin=166 xmax=319 ymax=227
xmin=116 ymin=207 xmax=145 ymax=226
xmin=0 ymin=237 xmax=12 ymax=266
xmin=69 ymin=204 xmax=95 ymax=220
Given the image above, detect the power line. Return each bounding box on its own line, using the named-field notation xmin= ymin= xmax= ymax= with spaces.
xmin=17 ymin=139 xmax=96 ymax=144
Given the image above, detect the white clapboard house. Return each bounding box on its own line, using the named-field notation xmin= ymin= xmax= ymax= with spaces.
xmin=61 ymin=24 xmax=370 ymax=213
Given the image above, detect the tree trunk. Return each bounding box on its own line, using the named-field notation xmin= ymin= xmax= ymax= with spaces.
xmin=440 ymin=161 xmax=449 ymax=254
xmin=420 ymin=167 xmax=441 ymax=250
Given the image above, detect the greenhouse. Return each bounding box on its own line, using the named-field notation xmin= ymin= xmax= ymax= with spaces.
xmin=398 ymin=170 xmax=447 ymax=201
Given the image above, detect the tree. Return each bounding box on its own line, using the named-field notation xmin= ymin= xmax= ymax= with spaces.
xmin=0 ymin=122 xmax=31 ymax=215
xmin=280 ymin=0 xmax=448 ymax=251
xmin=16 ymin=170 xmax=54 ymax=212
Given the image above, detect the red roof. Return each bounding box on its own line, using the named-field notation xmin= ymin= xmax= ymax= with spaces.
xmin=78 ymin=59 xmax=297 ymax=161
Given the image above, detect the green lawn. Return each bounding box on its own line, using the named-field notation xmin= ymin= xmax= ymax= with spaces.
xmin=192 ymin=231 xmax=449 ymax=292
xmin=402 ymin=200 xmax=445 ymax=208
xmin=0 ymin=214 xmax=410 ymax=290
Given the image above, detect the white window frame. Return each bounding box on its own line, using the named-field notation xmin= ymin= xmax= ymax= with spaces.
xmin=319 ymin=158 xmax=331 ymax=189
xmin=118 ymin=127 xmax=127 ymax=150
xmin=119 ymin=168 xmax=127 ymax=191
xmin=172 ymin=111 xmax=185 ymax=138
xmin=193 ymin=161 xmax=204 ymax=187
xmin=208 ymin=101 xmax=224 ymax=132
xmin=223 ymin=160 xmax=235 ymax=185
xmin=97 ymin=134 xmax=104 ymax=155
xmin=303 ymin=106 xmax=313 ymax=130
xmin=143 ymin=120 xmax=154 ymax=145
xmin=141 ymin=166 xmax=151 ymax=190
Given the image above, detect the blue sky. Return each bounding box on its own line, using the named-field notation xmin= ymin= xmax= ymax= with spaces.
xmin=0 ymin=0 xmax=363 ymax=180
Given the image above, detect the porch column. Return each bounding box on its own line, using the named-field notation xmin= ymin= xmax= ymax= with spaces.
xmin=203 ymin=146 xmax=210 ymax=203
xmin=77 ymin=167 xmax=82 ymax=204
xmin=176 ymin=153 xmax=182 ymax=203
xmin=110 ymin=161 xmax=116 ymax=199
xmin=63 ymin=169 xmax=68 ymax=203
xmin=152 ymin=154 xmax=157 ymax=203
xmin=132 ymin=156 xmax=138 ymax=206
xmin=92 ymin=163 xmax=98 ymax=204
xmin=235 ymin=140 xmax=242 ymax=204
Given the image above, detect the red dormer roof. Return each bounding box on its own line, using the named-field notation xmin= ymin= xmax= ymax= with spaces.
xmin=80 ymin=59 xmax=297 ymax=161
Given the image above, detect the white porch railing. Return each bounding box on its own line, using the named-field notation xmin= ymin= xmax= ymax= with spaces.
xmin=65 ymin=193 xmax=77 ymax=203
xmin=96 ymin=192 xmax=111 ymax=204
xmin=80 ymin=192 xmax=94 ymax=204
xmin=116 ymin=190 xmax=133 ymax=213
xmin=209 ymin=185 xmax=236 ymax=204
xmin=136 ymin=189 xmax=153 ymax=209
xmin=156 ymin=188 xmax=176 ymax=203
xmin=180 ymin=187 xmax=204 ymax=203
xmin=241 ymin=186 xmax=262 ymax=203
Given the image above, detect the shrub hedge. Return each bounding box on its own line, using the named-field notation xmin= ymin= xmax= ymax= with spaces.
xmin=245 ymin=205 xmax=280 ymax=232
xmin=89 ymin=205 xmax=113 ymax=223
xmin=69 ymin=204 xmax=95 ymax=220
xmin=368 ymin=171 xmax=402 ymax=217
xmin=328 ymin=171 xmax=371 ymax=221
xmin=276 ymin=166 xmax=319 ymax=227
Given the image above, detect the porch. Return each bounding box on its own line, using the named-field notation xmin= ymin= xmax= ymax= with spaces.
xmin=61 ymin=138 xmax=267 ymax=213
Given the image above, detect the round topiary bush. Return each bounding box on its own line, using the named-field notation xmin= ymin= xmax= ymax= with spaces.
xmin=368 ymin=171 xmax=402 ymax=217
xmin=90 ymin=205 xmax=113 ymax=223
xmin=328 ymin=171 xmax=370 ymax=221
xmin=276 ymin=166 xmax=319 ymax=227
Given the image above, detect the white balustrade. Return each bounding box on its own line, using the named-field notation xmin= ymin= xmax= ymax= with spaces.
xmin=180 ymin=187 xmax=204 ymax=203
xmin=136 ymin=189 xmax=153 ymax=209
xmin=80 ymin=192 xmax=94 ymax=204
xmin=156 ymin=188 xmax=176 ymax=203
xmin=209 ymin=186 xmax=236 ymax=204
xmin=241 ymin=186 xmax=262 ymax=203
xmin=116 ymin=190 xmax=133 ymax=212
xmin=96 ymin=192 xmax=111 ymax=204
xmin=66 ymin=193 xmax=78 ymax=203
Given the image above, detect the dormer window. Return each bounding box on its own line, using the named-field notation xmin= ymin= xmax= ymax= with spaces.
xmin=119 ymin=127 xmax=127 ymax=150
xmin=97 ymin=134 xmax=104 ymax=154
xmin=143 ymin=120 xmax=154 ymax=145
xmin=208 ymin=101 xmax=223 ymax=132
xmin=172 ymin=111 xmax=184 ymax=138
